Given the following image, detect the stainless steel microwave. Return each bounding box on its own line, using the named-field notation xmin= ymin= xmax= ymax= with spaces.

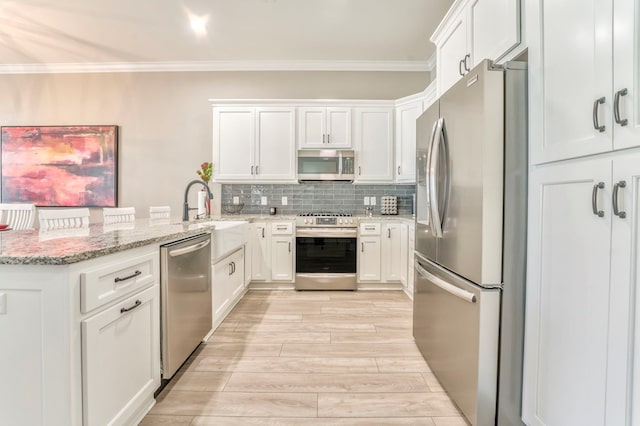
xmin=297 ymin=150 xmax=355 ymax=181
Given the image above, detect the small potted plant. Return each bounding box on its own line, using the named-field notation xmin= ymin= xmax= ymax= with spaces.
xmin=196 ymin=162 xmax=213 ymax=216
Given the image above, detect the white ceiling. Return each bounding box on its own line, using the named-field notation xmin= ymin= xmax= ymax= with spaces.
xmin=0 ymin=0 xmax=454 ymax=73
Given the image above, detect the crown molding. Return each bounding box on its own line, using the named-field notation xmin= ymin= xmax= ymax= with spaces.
xmin=0 ymin=59 xmax=434 ymax=74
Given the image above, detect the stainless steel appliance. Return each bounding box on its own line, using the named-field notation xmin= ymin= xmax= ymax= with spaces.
xmin=413 ymin=60 xmax=527 ymax=426
xmin=160 ymin=233 xmax=212 ymax=379
xmin=297 ymin=150 xmax=355 ymax=181
xmin=295 ymin=212 xmax=357 ymax=290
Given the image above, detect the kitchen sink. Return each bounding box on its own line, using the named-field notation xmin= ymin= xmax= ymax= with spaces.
xmin=209 ymin=220 xmax=249 ymax=261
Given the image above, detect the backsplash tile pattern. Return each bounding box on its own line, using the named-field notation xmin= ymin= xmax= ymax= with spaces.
xmin=221 ymin=182 xmax=415 ymax=216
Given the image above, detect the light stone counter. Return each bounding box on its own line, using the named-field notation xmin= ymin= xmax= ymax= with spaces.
xmin=0 ymin=218 xmax=215 ymax=265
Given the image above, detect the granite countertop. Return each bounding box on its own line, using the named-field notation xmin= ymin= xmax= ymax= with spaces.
xmin=0 ymin=219 xmax=217 ymax=266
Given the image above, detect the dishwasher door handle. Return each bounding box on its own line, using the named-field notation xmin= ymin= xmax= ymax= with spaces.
xmin=169 ymin=239 xmax=211 ymax=257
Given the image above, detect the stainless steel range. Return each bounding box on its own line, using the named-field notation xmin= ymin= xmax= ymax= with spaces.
xmin=295 ymin=212 xmax=357 ymax=290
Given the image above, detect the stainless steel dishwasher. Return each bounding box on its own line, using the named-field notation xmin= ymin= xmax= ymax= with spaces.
xmin=160 ymin=233 xmax=212 ymax=379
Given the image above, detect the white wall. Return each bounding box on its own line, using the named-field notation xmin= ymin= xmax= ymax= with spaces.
xmin=0 ymin=71 xmax=429 ymax=222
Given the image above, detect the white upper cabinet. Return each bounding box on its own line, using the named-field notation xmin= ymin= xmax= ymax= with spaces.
xmin=613 ymin=0 xmax=640 ymax=150
xmin=213 ymin=107 xmax=255 ymax=181
xmin=431 ymin=0 xmax=521 ymax=96
xmin=255 ymin=107 xmax=296 ymax=180
xmin=298 ymin=107 xmax=351 ymax=149
xmin=354 ymin=108 xmax=394 ymax=183
xmin=395 ymin=100 xmax=422 ymax=183
xmin=469 ymin=0 xmax=520 ymax=68
xmin=530 ymin=0 xmax=640 ymax=164
xmin=213 ymin=106 xmax=296 ymax=182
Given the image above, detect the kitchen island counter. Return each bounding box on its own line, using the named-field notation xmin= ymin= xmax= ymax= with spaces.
xmin=0 ymin=219 xmax=215 ymax=265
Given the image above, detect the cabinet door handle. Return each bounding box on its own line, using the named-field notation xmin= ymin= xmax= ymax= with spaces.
xmin=255 ymin=165 xmax=259 ymax=175
xmin=592 ymin=182 xmax=605 ymax=217
xmin=388 ymin=228 xmax=391 ymax=238
xmin=288 ymin=242 xmax=291 ymax=252
xmin=114 ymin=270 xmax=141 ymax=283
xmin=593 ymin=97 xmax=606 ymax=132
xmin=361 ymin=242 xmax=364 ymax=252
xmin=229 ymin=263 xmax=233 ymax=275
xmin=614 ymin=88 xmax=628 ymax=127
xmin=322 ymin=134 xmax=326 ymax=144
xmin=120 ymin=299 xmax=142 ymax=314
xmin=459 ymin=59 xmax=464 ymax=76
xmin=464 ymin=54 xmax=470 ymax=72
xmin=327 ymin=134 xmax=331 ymax=144
xmin=397 ymin=166 xmax=401 ymax=175
xmin=262 ymin=228 xmax=265 ymax=238
xmin=251 ymin=165 xmax=254 ymax=175
xmin=358 ymin=166 xmax=362 ymax=176
xmin=613 ymin=180 xmax=627 ymax=219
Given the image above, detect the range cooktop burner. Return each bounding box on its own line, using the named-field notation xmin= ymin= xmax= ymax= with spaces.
xmin=298 ymin=212 xmax=353 ymax=217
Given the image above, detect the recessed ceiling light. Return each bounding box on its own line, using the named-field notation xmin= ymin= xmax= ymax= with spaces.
xmin=188 ymin=13 xmax=209 ymax=37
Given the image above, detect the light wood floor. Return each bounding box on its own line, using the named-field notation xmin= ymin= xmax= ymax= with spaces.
xmin=141 ymin=290 xmax=467 ymax=425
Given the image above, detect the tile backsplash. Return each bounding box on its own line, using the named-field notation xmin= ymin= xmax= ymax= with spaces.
xmin=221 ymin=182 xmax=415 ymax=216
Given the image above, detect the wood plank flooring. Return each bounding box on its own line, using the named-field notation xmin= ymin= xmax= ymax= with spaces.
xmin=141 ymin=290 xmax=467 ymax=425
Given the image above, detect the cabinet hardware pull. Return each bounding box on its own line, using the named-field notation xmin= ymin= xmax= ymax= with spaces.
xmin=251 ymin=165 xmax=254 ymax=175
xmin=120 ymin=299 xmax=142 ymax=314
xmin=255 ymin=165 xmax=259 ymax=175
xmin=613 ymin=180 xmax=627 ymax=219
xmin=459 ymin=59 xmax=464 ymax=76
xmin=358 ymin=166 xmax=362 ymax=176
xmin=592 ymin=182 xmax=605 ymax=217
xmin=388 ymin=228 xmax=391 ymax=238
xmin=114 ymin=270 xmax=141 ymax=283
xmin=464 ymin=54 xmax=470 ymax=72
xmin=288 ymin=242 xmax=291 ymax=252
xmin=327 ymin=134 xmax=330 ymax=144
xmin=322 ymin=134 xmax=326 ymax=144
xmin=592 ymin=97 xmax=606 ymax=132
xmin=361 ymin=242 xmax=364 ymax=252
xmin=229 ymin=263 xmax=233 ymax=275
xmin=262 ymin=228 xmax=265 ymax=238
xmin=233 ymin=261 xmax=236 ymax=274
xmin=397 ymin=166 xmax=401 ymax=175
xmin=614 ymin=88 xmax=628 ymax=126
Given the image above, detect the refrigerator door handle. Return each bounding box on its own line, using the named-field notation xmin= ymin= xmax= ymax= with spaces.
xmin=416 ymin=261 xmax=477 ymax=303
xmin=429 ymin=118 xmax=446 ymax=237
xmin=423 ymin=118 xmax=439 ymax=231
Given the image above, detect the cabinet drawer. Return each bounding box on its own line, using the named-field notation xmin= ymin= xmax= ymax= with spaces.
xmin=271 ymin=222 xmax=293 ymax=235
xmin=359 ymin=223 xmax=381 ymax=235
xmin=81 ymin=252 xmax=157 ymax=313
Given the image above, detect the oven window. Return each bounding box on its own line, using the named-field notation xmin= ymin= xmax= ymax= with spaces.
xmin=298 ymin=157 xmax=340 ymax=174
xmin=296 ymin=237 xmax=356 ymax=273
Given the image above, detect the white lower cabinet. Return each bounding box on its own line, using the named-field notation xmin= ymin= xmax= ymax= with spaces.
xmin=358 ymin=236 xmax=382 ymax=281
xmin=524 ymin=152 xmax=640 ymax=425
xmin=82 ymin=284 xmax=160 ymax=426
xmin=212 ymin=248 xmax=245 ymax=330
xmin=271 ymin=236 xmax=293 ymax=281
xmin=358 ymin=221 xmax=408 ymax=284
xmin=250 ymin=222 xmax=271 ymax=281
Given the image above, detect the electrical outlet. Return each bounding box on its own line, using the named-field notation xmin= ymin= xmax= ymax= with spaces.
xmin=281 ymin=196 xmax=288 ymax=205
xmin=370 ymin=196 xmax=376 ymax=206
xmin=364 ymin=197 xmax=370 ymax=206
xmin=261 ymin=196 xmax=268 ymax=205
xmin=233 ymin=196 xmax=240 ymax=204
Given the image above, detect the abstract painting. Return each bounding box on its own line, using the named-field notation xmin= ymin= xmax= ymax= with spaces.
xmin=1 ymin=126 xmax=118 ymax=207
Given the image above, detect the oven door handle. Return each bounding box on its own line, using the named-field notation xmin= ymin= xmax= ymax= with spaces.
xmin=296 ymin=228 xmax=357 ymax=238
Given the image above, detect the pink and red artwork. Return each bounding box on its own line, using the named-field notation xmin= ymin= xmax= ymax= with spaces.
xmin=1 ymin=126 xmax=118 ymax=207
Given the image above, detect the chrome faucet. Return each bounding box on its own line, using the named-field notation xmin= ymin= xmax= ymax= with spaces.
xmin=182 ymin=180 xmax=213 ymax=221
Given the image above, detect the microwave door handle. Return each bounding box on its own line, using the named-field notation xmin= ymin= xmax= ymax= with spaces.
xmin=428 ymin=118 xmax=444 ymax=238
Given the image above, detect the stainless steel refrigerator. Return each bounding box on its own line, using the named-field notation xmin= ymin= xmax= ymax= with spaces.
xmin=413 ymin=60 xmax=527 ymax=426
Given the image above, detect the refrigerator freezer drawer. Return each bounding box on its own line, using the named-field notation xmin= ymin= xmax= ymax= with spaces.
xmin=413 ymin=254 xmax=500 ymax=426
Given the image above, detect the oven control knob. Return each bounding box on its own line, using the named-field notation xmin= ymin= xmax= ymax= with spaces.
xmin=338 ymin=219 xmax=343 ymax=224
xmin=305 ymin=219 xmax=310 ymax=224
